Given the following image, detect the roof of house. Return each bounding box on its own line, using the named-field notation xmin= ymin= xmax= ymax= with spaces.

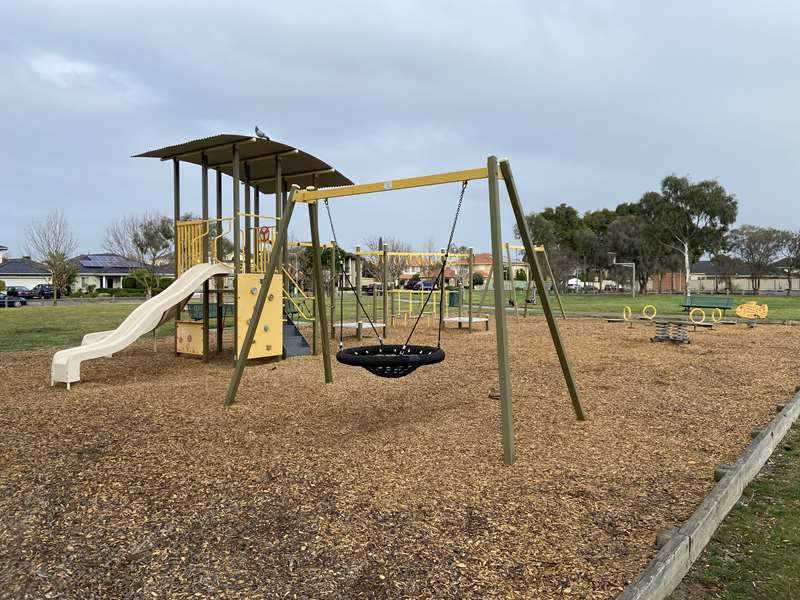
xmin=70 ymin=253 xmax=140 ymax=275
xmin=0 ymin=257 xmax=50 ymax=276
xmin=0 ymin=244 xmax=8 ymax=252
xmin=691 ymin=259 xmax=784 ymax=277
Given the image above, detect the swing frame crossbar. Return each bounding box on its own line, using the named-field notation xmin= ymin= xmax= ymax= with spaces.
xmin=224 ymin=158 xmax=586 ymax=465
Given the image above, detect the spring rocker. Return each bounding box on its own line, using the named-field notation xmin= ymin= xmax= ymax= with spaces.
xmin=224 ymin=156 xmax=587 ymax=465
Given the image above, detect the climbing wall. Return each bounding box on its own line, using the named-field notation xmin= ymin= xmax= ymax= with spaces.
xmin=236 ymin=273 xmax=283 ymax=359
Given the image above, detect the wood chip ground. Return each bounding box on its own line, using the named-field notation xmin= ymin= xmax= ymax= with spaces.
xmin=1 ymin=319 xmax=798 ymax=599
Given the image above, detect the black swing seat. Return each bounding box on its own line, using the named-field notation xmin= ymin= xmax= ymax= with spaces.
xmin=336 ymin=344 xmax=445 ymax=378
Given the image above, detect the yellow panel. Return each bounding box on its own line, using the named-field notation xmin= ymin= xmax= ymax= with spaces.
xmin=237 ymin=273 xmax=283 ymax=359
xmin=176 ymin=320 xmax=204 ymax=356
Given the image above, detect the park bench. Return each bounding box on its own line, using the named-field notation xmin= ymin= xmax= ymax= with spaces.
xmin=185 ymin=302 xmax=234 ymax=321
xmin=680 ymin=295 xmax=733 ymax=315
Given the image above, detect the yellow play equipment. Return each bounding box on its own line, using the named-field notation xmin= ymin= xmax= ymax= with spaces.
xmin=735 ymin=301 xmax=769 ymax=320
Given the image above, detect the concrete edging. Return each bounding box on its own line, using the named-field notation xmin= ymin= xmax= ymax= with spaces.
xmin=617 ymin=388 xmax=800 ymax=600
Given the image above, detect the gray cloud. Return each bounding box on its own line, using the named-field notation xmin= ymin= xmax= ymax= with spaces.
xmin=2 ymin=1 xmax=798 ymax=256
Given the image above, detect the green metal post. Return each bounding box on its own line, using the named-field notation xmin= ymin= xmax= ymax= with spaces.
xmin=244 ymin=164 xmax=251 ymax=273
xmin=355 ymin=245 xmax=362 ymax=339
xmin=308 ymin=201 xmax=333 ymax=383
xmin=330 ymin=241 xmax=337 ymax=339
xmin=506 ymin=242 xmax=519 ymax=320
xmin=500 ymin=159 xmax=585 ymax=421
xmin=541 ymin=247 xmax=566 ymax=319
xmin=372 ymin=239 xmax=379 ymax=329
xmin=382 ymin=243 xmax=389 ymax=339
xmin=215 ymin=170 xmax=223 ymax=352
xmin=468 ymin=248 xmax=474 ymax=332
xmin=201 ymin=152 xmax=210 ymax=360
xmin=488 ymin=156 xmax=515 ymax=465
xmin=224 ymin=188 xmax=297 ymax=407
xmin=232 ymin=145 xmax=240 ymax=357
xmin=172 ymin=159 xmax=180 ymax=355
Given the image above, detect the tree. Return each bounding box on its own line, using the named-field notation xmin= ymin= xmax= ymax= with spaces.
xmin=25 ymin=211 xmax=79 ymax=305
xmin=641 ymin=177 xmax=737 ymax=298
xmin=779 ymin=231 xmax=800 ymax=295
xmin=606 ymin=214 xmax=662 ymax=294
xmin=711 ymin=253 xmax=741 ymax=293
xmin=472 ymin=272 xmax=484 ymax=287
xmin=362 ymin=236 xmax=412 ymax=285
xmin=728 ymin=226 xmax=785 ymax=293
xmin=104 ymin=213 xmax=174 ymax=297
xmin=133 ymin=215 xmax=173 ymax=297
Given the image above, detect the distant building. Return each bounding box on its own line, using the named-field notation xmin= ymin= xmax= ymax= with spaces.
xmin=0 ymin=256 xmax=51 ymax=288
xmin=648 ymin=260 xmax=798 ymax=294
xmin=70 ymin=253 xmax=142 ymax=290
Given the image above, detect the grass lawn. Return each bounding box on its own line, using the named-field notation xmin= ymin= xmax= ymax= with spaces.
xmin=0 ymin=303 xmax=177 ymax=352
xmin=672 ymin=426 xmax=800 ymax=599
xmin=2 ymin=292 xmax=799 ymax=353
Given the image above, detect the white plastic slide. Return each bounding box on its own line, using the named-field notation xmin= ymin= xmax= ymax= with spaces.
xmin=51 ymin=262 xmax=233 ymax=388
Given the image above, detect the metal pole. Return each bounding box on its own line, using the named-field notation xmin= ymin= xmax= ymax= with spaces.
xmin=244 ymin=165 xmax=251 ymax=273
xmin=224 ymin=188 xmax=297 ymax=406
xmin=382 ymin=243 xmax=389 ymax=338
xmin=309 ymin=201 xmax=333 ymax=383
xmin=506 ymin=242 xmax=519 ymax=320
xmin=201 ymin=152 xmax=210 ymax=361
xmin=500 ymin=159 xmax=585 ymax=421
xmin=355 ymin=245 xmax=362 ymax=339
xmin=541 ymin=247 xmax=566 ymax=319
xmin=330 ymin=241 xmax=337 ymax=339
xmin=172 ymin=159 xmax=180 ymax=355
xmin=488 ymin=156 xmax=515 ymax=465
xmin=372 ymin=239 xmax=379 ymax=328
xmin=232 ymin=145 xmax=240 ymax=356
xmin=215 ymin=170 xmax=224 ymax=352
xmin=468 ymin=248 xmax=474 ymax=332
xmin=522 ymin=259 xmax=532 ymax=318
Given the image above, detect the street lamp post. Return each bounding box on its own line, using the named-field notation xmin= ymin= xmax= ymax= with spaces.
xmin=608 ymin=252 xmax=636 ymax=299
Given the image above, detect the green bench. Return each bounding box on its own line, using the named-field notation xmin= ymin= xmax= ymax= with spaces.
xmin=185 ymin=303 xmax=235 ymax=321
xmin=680 ymin=296 xmax=733 ymax=314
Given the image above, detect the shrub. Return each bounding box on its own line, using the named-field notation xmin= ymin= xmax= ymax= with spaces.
xmin=472 ymin=272 xmax=485 ymax=287
xmin=86 ymin=284 xmax=97 ymax=294
xmin=515 ymin=269 xmax=527 ymax=281
xmin=121 ymin=276 xmax=140 ymax=289
xmin=97 ymin=293 xmax=111 ymax=298
xmin=158 ymin=277 xmax=174 ymax=289
xmin=0 ymin=280 xmax=5 ymax=292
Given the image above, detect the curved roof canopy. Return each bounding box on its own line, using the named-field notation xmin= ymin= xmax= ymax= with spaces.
xmin=134 ymin=134 xmax=352 ymax=195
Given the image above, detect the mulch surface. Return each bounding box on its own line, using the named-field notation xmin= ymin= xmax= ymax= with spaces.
xmin=1 ymin=319 xmax=798 ymax=599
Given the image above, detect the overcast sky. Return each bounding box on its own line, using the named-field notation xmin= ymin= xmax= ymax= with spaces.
xmin=1 ymin=1 xmax=798 ymax=258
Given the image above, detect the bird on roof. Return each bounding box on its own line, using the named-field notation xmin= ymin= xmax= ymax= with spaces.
xmin=255 ymin=126 xmax=269 ymax=140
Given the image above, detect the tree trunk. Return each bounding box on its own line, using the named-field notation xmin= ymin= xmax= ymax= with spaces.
xmin=683 ymin=241 xmax=691 ymax=300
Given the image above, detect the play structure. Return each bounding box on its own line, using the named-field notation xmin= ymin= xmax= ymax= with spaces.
xmin=49 ymin=133 xmax=587 ymax=465
xmin=51 ymin=134 xmax=352 ymax=387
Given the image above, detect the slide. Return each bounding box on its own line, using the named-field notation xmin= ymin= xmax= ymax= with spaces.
xmin=51 ymin=262 xmax=233 ymax=388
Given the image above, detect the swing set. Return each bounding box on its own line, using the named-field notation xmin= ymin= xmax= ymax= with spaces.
xmin=224 ymin=156 xmax=586 ymax=465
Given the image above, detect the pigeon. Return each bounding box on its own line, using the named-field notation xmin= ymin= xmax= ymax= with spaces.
xmin=255 ymin=126 xmax=269 ymax=140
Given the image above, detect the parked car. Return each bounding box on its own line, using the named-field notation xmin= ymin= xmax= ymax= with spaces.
xmin=603 ymin=282 xmax=622 ymax=292
xmin=403 ymin=279 xmax=418 ymax=290
xmin=6 ymin=285 xmax=34 ymax=299
xmin=0 ymin=293 xmax=27 ymax=307
xmin=413 ymin=280 xmax=436 ymax=291
xmin=361 ymin=283 xmax=383 ymax=296
xmin=31 ymin=284 xmax=54 ymax=299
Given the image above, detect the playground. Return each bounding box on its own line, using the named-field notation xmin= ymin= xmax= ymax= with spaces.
xmin=2 ymin=317 xmax=798 ymax=598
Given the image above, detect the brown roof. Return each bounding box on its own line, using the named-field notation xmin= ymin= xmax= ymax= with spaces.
xmin=135 ymin=133 xmax=352 ymax=196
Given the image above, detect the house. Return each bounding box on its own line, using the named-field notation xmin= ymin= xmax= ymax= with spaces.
xmin=0 ymin=245 xmax=7 ymax=262
xmin=69 ymin=253 xmax=164 ymax=290
xmin=648 ymin=260 xmax=798 ymax=294
xmin=0 ymin=256 xmax=51 ymax=288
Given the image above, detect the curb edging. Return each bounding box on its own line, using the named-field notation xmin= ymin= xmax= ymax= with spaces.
xmin=617 ymin=389 xmax=800 ymax=600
